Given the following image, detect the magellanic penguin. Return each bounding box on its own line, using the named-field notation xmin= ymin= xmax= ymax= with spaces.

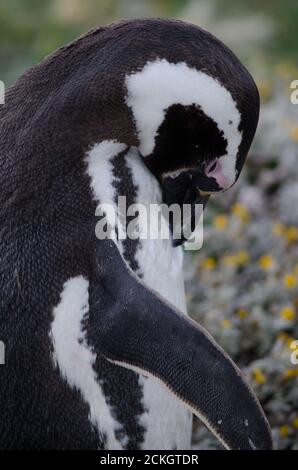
xmin=0 ymin=19 xmax=272 ymax=450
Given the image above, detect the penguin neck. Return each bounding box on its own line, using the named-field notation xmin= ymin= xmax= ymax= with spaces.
xmin=85 ymin=142 xmax=186 ymax=313
xmin=85 ymin=141 xmax=190 ymax=449
xmin=113 ymin=146 xmax=187 ymax=314
xmin=112 ymin=147 xmax=190 ymax=450
xmin=119 ymin=146 xmax=162 ymax=215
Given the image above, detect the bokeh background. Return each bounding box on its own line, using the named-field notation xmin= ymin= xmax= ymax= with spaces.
xmin=1 ymin=0 xmax=297 ymax=450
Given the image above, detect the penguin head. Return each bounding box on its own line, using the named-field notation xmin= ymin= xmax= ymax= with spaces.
xmin=2 ymin=19 xmax=259 ymax=247
xmin=125 ymin=56 xmax=259 ymax=206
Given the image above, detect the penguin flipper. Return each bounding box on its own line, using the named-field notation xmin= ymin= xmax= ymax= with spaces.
xmin=88 ymin=239 xmax=272 ymax=450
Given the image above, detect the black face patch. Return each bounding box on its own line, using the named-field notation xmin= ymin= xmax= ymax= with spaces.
xmin=162 ymin=172 xmax=210 ymax=246
xmin=145 ymin=104 xmax=227 ymax=178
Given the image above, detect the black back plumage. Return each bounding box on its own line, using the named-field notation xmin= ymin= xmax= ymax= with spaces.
xmin=0 ymin=19 xmax=267 ymax=450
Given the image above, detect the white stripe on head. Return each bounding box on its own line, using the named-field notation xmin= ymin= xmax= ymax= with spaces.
xmin=50 ymin=276 xmax=123 ymax=449
xmin=125 ymin=59 xmax=242 ymax=187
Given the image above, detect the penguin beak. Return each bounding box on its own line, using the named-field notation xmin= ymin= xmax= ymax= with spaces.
xmin=172 ymin=188 xmax=209 ymax=247
xmin=161 ymin=173 xmax=210 ymax=247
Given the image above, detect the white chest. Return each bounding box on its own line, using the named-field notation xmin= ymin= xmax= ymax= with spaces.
xmin=136 ymin=241 xmax=192 ymax=450
xmin=85 ymin=142 xmax=192 ymax=449
xmin=124 ymin=150 xmax=192 ymax=450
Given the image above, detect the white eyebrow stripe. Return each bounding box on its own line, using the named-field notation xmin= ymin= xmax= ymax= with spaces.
xmin=125 ymin=58 xmax=242 ymax=186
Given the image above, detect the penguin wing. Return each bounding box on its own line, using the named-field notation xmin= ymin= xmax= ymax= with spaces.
xmin=87 ymin=239 xmax=272 ymax=450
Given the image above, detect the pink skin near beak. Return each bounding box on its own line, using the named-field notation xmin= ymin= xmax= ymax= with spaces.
xmin=205 ymin=159 xmax=230 ymax=190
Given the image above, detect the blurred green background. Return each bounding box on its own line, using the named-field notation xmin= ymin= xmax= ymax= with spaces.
xmin=0 ymin=0 xmax=298 ymax=85
xmin=1 ymin=0 xmax=298 ymax=450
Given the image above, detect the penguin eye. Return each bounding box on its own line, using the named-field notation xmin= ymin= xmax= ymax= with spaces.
xmin=208 ymin=161 xmax=217 ymax=173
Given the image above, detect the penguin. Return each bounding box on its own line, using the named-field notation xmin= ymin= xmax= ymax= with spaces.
xmin=0 ymin=18 xmax=273 ymax=450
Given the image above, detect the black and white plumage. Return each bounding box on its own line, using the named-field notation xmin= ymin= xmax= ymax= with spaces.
xmin=0 ymin=18 xmax=272 ymax=450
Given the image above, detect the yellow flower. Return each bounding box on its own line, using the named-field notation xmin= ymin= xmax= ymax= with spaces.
xmin=280 ymin=306 xmax=296 ymax=321
xmin=201 ymin=257 xmax=216 ymax=270
xmin=232 ymin=203 xmax=250 ymax=223
xmin=277 ymin=331 xmax=289 ymax=342
xmin=221 ymin=319 xmax=232 ymax=330
xmin=279 ymin=425 xmax=289 ymax=438
xmin=258 ymin=255 xmax=275 ymax=271
xmin=289 ymin=126 xmax=298 ymax=142
xmin=283 ymin=369 xmax=298 ymax=380
xmin=235 ymin=250 xmax=250 ymax=266
xmin=289 ymin=339 xmax=298 ymax=350
xmin=223 ymin=255 xmax=238 ymax=267
xmin=275 ymin=61 xmax=298 ymax=78
xmin=284 ymin=226 xmax=298 ymax=243
xmin=277 ymin=333 xmax=297 ymax=351
xmin=283 ymin=273 xmax=297 ymax=289
xmin=257 ymin=80 xmax=272 ymax=102
xmin=252 ymin=368 xmax=266 ymax=385
xmin=293 ymin=417 xmax=298 ymax=429
xmin=272 ymin=223 xmax=285 ymax=236
xmin=213 ymin=215 xmax=228 ymax=231
xmin=223 ymin=251 xmax=250 ymax=268
xmin=237 ymin=308 xmax=249 ymax=319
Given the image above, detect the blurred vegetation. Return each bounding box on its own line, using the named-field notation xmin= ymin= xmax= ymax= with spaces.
xmin=0 ymin=0 xmax=297 ymax=85
xmin=216 ymin=0 xmax=298 ymax=60
xmin=1 ymin=0 xmax=297 ymax=451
